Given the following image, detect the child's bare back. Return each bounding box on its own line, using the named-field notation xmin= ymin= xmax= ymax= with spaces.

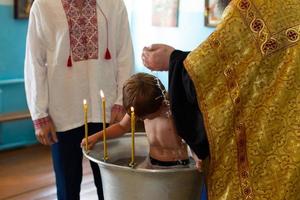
xmin=144 ymin=105 xmax=188 ymax=162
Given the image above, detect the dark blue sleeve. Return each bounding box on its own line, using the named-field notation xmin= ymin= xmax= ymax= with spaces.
xmin=168 ymin=50 xmax=209 ymax=160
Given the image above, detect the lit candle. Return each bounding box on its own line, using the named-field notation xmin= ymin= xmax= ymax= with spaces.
xmin=129 ymin=106 xmax=135 ymax=167
xmin=83 ymin=99 xmax=88 ymax=152
xmin=100 ymin=90 xmax=108 ymax=161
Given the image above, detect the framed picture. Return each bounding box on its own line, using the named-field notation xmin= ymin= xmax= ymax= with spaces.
xmin=152 ymin=0 xmax=179 ymax=27
xmin=205 ymin=0 xmax=229 ymax=27
xmin=14 ymin=0 xmax=33 ymax=19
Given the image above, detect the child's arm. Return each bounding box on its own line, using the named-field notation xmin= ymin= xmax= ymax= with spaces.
xmin=81 ymin=114 xmax=131 ymax=149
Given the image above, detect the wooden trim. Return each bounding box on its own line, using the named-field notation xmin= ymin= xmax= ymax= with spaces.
xmin=0 ymin=78 xmax=24 ymax=85
xmin=0 ymin=111 xmax=31 ymax=122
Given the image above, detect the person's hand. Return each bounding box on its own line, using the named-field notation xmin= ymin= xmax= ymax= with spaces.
xmin=81 ymin=133 xmax=100 ymax=150
xmin=190 ymin=150 xmax=203 ymax=172
xmin=110 ymin=104 xmax=126 ymax=125
xmin=142 ymin=44 xmax=175 ymax=71
xmin=195 ymin=159 xmax=203 ymax=172
xmin=34 ymin=117 xmax=57 ymax=145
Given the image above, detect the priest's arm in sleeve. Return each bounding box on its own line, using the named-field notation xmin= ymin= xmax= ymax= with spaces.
xmin=168 ymin=50 xmax=209 ymax=160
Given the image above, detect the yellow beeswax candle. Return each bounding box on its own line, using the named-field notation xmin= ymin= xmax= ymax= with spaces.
xmin=100 ymin=90 xmax=108 ymax=161
xmin=83 ymin=99 xmax=88 ymax=152
xmin=129 ymin=106 xmax=135 ymax=167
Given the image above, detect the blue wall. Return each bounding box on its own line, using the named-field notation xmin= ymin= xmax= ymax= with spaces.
xmin=0 ymin=2 xmax=36 ymax=150
xmin=0 ymin=4 xmax=28 ymax=80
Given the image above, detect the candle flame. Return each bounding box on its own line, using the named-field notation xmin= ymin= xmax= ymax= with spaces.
xmin=100 ymin=90 xmax=105 ymax=99
xmin=83 ymin=99 xmax=87 ymax=105
xmin=130 ymin=106 xmax=134 ymax=112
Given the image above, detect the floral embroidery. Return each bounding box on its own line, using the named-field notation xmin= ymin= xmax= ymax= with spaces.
xmin=61 ymin=0 xmax=99 ymax=62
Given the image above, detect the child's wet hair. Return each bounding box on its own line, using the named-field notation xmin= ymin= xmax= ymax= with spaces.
xmin=123 ymin=73 xmax=166 ymax=118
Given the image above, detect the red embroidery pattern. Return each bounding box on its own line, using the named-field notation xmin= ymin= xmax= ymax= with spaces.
xmin=33 ymin=116 xmax=51 ymax=129
xmin=61 ymin=0 xmax=98 ymax=62
xmin=237 ymin=0 xmax=300 ymax=56
xmin=250 ymin=19 xmax=264 ymax=33
xmin=238 ymin=0 xmax=250 ymax=10
xmin=209 ymin=30 xmax=255 ymax=200
xmin=262 ymin=38 xmax=278 ymax=53
xmin=211 ymin=39 xmax=221 ymax=48
xmin=286 ymin=29 xmax=299 ymax=42
xmin=235 ymin=123 xmax=254 ymax=200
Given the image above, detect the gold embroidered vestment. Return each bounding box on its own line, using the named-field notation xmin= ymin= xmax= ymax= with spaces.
xmin=184 ymin=0 xmax=300 ymax=199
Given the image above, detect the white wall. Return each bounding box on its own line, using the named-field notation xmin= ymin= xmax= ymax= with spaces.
xmin=129 ymin=0 xmax=214 ymax=86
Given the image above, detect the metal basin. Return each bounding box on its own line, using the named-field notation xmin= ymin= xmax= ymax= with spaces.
xmin=83 ymin=132 xmax=203 ymax=200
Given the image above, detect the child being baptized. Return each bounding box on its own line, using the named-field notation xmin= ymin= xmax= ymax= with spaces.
xmin=82 ymin=72 xmax=190 ymax=169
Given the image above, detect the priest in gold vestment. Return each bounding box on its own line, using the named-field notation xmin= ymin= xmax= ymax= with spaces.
xmin=142 ymin=0 xmax=300 ymax=199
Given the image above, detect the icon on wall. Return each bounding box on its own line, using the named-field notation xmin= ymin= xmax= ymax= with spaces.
xmin=205 ymin=0 xmax=229 ymax=27
xmin=152 ymin=0 xmax=180 ymax=27
xmin=14 ymin=0 xmax=33 ymax=19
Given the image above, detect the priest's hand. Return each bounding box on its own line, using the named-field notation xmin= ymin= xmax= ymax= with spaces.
xmin=110 ymin=104 xmax=126 ymax=125
xmin=142 ymin=44 xmax=175 ymax=71
xmin=34 ymin=116 xmax=57 ymax=145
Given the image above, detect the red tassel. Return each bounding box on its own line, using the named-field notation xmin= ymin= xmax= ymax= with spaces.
xmin=67 ymin=55 xmax=72 ymax=67
xmin=104 ymin=48 xmax=111 ymax=60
